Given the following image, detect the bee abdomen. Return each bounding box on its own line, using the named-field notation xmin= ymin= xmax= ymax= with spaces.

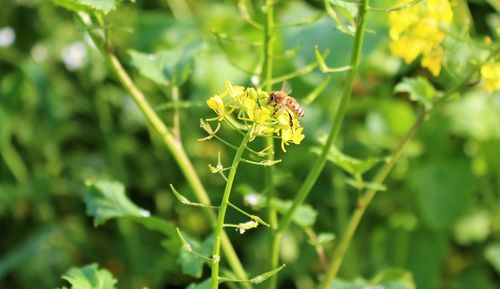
xmin=296 ymin=106 xmax=304 ymax=118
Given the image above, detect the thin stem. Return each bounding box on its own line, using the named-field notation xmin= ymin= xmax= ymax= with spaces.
xmin=191 ymin=250 xmax=215 ymax=263
xmin=240 ymin=158 xmax=282 ymax=167
xmin=79 ymin=13 xmax=252 ymax=289
xmin=368 ymin=0 xmax=423 ymax=12
xmin=302 ymin=75 xmax=332 ymax=106
xmin=262 ymin=2 xmax=280 ymax=289
xmin=304 ymin=228 xmax=329 ymax=272
xmin=317 ymin=113 xmax=425 ymax=289
xmin=273 ymin=11 xmax=326 ymax=29
xmin=270 ymin=50 xmax=331 ymax=85
xmin=277 ymin=0 xmax=369 ymax=235
xmin=228 ymin=201 xmax=271 ymax=227
xmin=238 ymin=0 xmax=264 ymax=29
xmin=171 ymin=85 xmax=181 ymax=141
xmin=263 ymin=2 xmax=274 ymax=93
xmin=213 ymin=134 xmax=264 ymax=156
xmin=211 ymin=130 xmax=252 ymax=289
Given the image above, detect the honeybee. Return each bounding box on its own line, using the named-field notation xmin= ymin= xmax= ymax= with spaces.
xmin=268 ymin=82 xmax=304 ymax=127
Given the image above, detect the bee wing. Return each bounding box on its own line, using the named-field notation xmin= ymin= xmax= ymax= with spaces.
xmin=280 ymin=81 xmax=292 ymax=95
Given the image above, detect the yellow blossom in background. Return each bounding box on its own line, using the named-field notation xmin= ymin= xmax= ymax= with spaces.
xmin=204 ymin=81 xmax=305 ymax=151
xmin=481 ymin=62 xmax=500 ymax=92
xmin=388 ymin=0 xmax=453 ymax=76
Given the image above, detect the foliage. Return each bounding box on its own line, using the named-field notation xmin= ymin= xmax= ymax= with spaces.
xmin=1 ymin=1 xmax=499 ymax=289
xmin=55 ymin=263 xmax=117 ymax=289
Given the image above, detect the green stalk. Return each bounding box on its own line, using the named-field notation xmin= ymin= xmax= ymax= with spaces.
xmin=317 ymin=113 xmax=425 ymax=289
xmin=263 ymin=0 xmax=274 ymax=94
xmin=277 ymin=0 xmax=369 ymax=234
xmin=171 ymin=85 xmax=181 ymax=141
xmin=317 ymin=75 xmax=476 ymax=289
xmin=80 ymin=14 xmax=252 ymax=289
xmin=263 ymin=0 xmax=276 ymax=225
xmin=262 ymin=2 xmax=280 ymax=289
xmin=211 ymin=130 xmax=252 ymax=289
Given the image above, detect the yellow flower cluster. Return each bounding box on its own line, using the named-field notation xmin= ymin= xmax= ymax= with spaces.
xmin=205 ymin=81 xmax=305 ymax=152
xmin=388 ymin=0 xmax=453 ymax=76
xmin=480 ymin=61 xmax=500 ymax=92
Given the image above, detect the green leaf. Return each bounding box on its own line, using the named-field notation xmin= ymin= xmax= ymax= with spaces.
xmin=59 ymin=263 xmax=117 ymax=289
xmin=128 ymin=42 xmax=204 ymax=86
xmin=84 ymin=180 xmax=177 ymax=239
xmin=325 ymin=0 xmax=358 ymax=36
xmin=272 ymin=199 xmax=317 ymax=227
xmin=395 ymin=77 xmax=437 ymax=110
xmin=485 ymin=243 xmax=500 ymax=275
xmin=371 ymin=269 xmax=416 ymax=289
xmin=84 ymin=180 xmax=150 ymax=226
xmin=312 ymin=145 xmax=385 ymax=176
xmin=186 ymin=278 xmax=211 ymax=289
xmin=330 ymin=269 xmax=415 ymax=289
xmin=177 ymin=233 xmax=214 ymax=278
xmin=51 ymin=0 xmax=118 ymax=14
xmin=128 ymin=215 xmax=178 ymax=239
xmin=409 ymin=160 xmax=475 ymax=230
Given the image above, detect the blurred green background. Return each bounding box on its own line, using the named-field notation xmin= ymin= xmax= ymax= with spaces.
xmin=0 ymin=0 xmax=499 ymax=288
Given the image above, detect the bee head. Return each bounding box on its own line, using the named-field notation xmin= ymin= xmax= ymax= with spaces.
xmin=268 ymin=92 xmax=276 ymax=104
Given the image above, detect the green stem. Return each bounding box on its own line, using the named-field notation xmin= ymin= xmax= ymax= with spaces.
xmin=317 ymin=65 xmax=479 ymax=289
xmin=318 ymin=113 xmax=425 ymax=289
xmin=171 ymin=85 xmax=181 ymax=141
xmin=263 ymin=0 xmax=276 ymax=221
xmin=211 ymin=130 xmax=252 ymax=289
xmin=80 ymin=14 xmax=252 ymax=289
xmin=262 ymin=2 xmax=280 ymax=289
xmin=263 ymin=1 xmax=274 ymax=93
xmin=277 ymin=0 xmax=369 ymax=234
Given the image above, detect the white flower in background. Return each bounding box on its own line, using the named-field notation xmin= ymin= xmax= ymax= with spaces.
xmin=0 ymin=26 xmax=16 ymax=47
xmin=251 ymin=75 xmax=260 ymax=86
xmin=60 ymin=41 xmax=88 ymax=71
xmin=31 ymin=43 xmax=48 ymax=63
xmin=244 ymin=193 xmax=261 ymax=207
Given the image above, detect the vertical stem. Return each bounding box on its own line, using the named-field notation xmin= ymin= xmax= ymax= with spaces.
xmin=171 ymin=85 xmax=181 ymax=141
xmin=317 ymin=74 xmax=475 ymax=289
xmin=109 ymin=52 xmax=252 ymax=289
xmin=277 ymin=0 xmax=369 ymax=235
xmin=263 ymin=1 xmax=274 ymax=93
xmin=317 ymin=109 xmax=426 ymax=289
xmin=80 ymin=14 xmax=252 ymax=289
xmin=211 ymin=130 xmax=252 ymax=289
xmin=263 ymin=1 xmax=275 ymax=224
xmin=262 ymin=2 xmax=280 ymax=289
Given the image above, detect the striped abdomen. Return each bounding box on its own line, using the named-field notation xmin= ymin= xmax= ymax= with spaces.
xmin=286 ymin=97 xmax=304 ymax=119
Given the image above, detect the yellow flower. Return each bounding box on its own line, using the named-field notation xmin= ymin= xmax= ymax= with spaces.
xmin=280 ymin=126 xmax=305 ymax=152
xmin=389 ymin=0 xmax=453 ymax=76
xmin=204 ymin=81 xmax=305 ymax=152
xmin=421 ymin=45 xmax=444 ymax=77
xmin=481 ymin=62 xmax=500 ymax=92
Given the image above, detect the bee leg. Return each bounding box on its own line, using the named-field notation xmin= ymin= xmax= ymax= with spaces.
xmin=288 ymin=112 xmax=293 ymax=127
